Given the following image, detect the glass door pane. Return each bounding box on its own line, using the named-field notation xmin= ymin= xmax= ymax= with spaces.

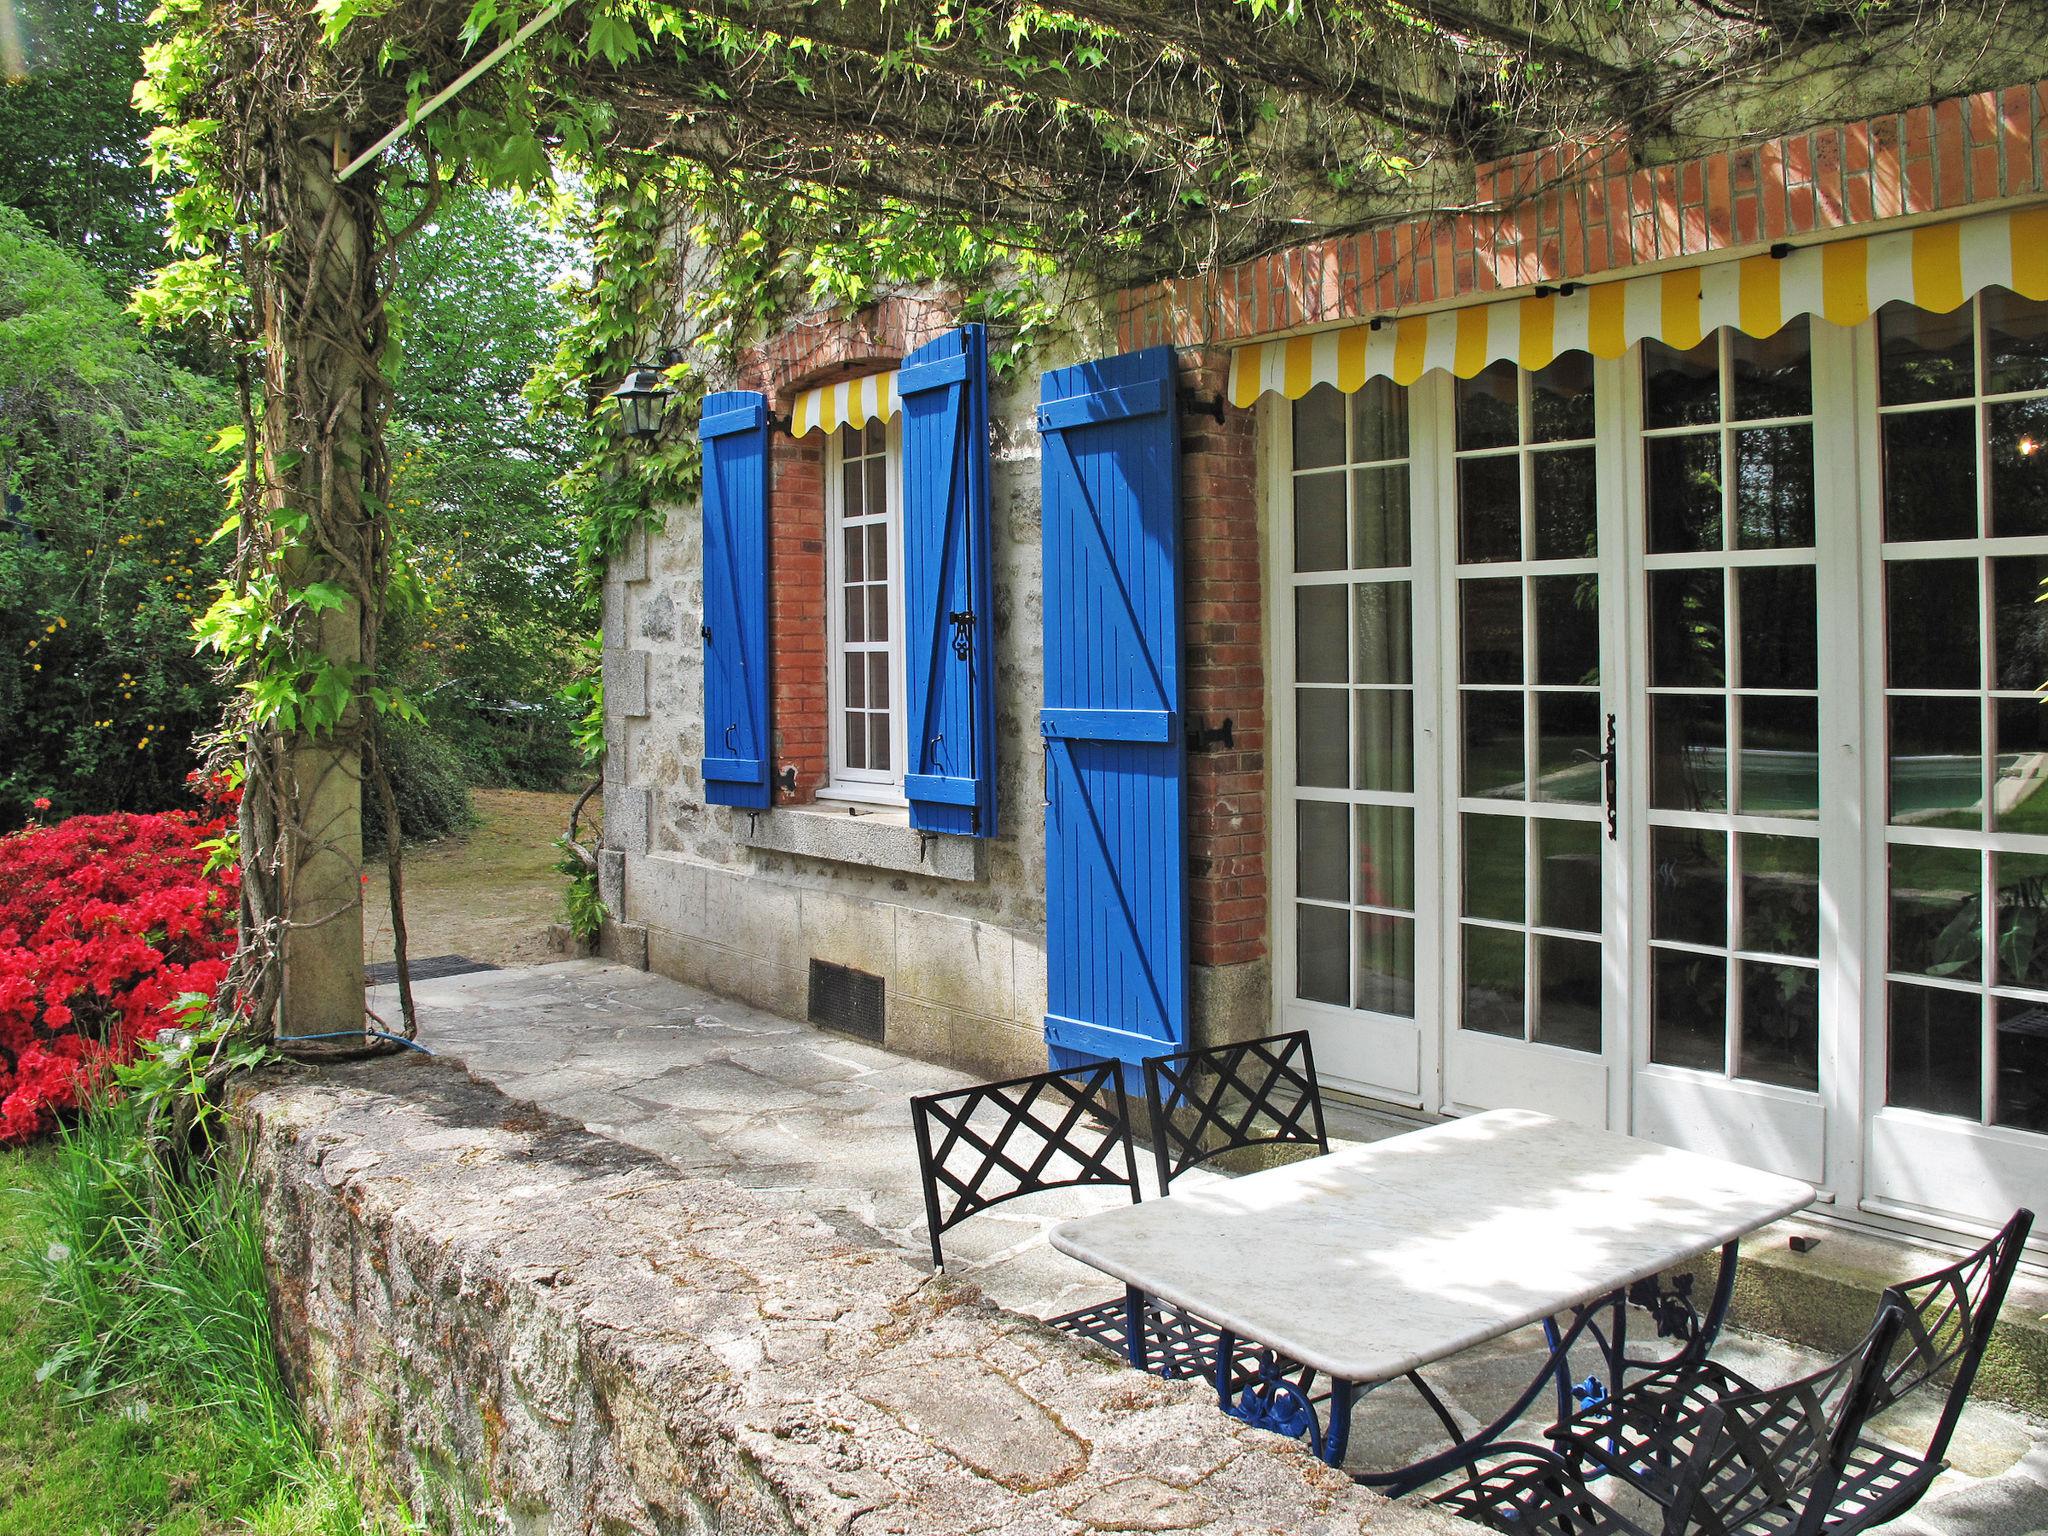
xmin=1453 ymin=357 xmax=1607 ymax=1055
xmin=1640 ymin=322 xmax=1823 ymax=1092
xmin=1290 ymin=380 xmax=1420 ymax=1021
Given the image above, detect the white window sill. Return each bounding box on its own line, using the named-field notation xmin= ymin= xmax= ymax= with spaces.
xmin=814 ymin=788 xmax=908 ymax=817
xmin=734 ymin=800 xmax=982 ymax=882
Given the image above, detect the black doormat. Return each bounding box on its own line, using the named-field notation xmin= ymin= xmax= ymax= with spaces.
xmin=365 ymin=954 xmax=499 ymax=985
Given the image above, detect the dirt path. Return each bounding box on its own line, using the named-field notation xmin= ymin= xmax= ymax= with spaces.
xmin=365 ymin=788 xmax=582 ymax=969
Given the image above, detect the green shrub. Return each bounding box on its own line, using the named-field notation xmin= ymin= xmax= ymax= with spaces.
xmin=366 ymin=718 xmax=476 ymax=853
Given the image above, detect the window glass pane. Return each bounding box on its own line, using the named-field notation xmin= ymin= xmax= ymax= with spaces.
xmin=1652 ymin=694 xmax=1727 ymax=812
xmin=1882 ymin=409 xmax=1977 ymax=542
xmin=1531 ymin=354 xmax=1595 ymax=443
xmin=1650 ymin=568 xmax=1726 ymax=687
xmin=1461 ymin=578 xmax=1521 ymax=685
xmin=1357 ymin=804 xmax=1415 ymax=910
xmin=1738 ymin=962 xmax=1819 ymax=1090
xmin=1463 ymin=692 xmax=1525 ymax=799
xmin=1644 ymin=337 xmax=1720 ymax=429
xmin=1463 ymin=813 xmax=1525 ymax=923
xmin=1992 ymin=555 xmax=2048 ymax=690
xmin=1889 ymin=696 xmax=1982 ymax=827
xmin=1532 ymin=447 xmax=1598 ymax=559
xmin=843 ymin=587 xmax=865 ymax=643
xmin=1995 ymin=851 xmax=2048 ymax=990
xmin=1888 ymin=982 xmax=1983 ymax=1118
xmin=866 ymin=523 xmax=887 ymax=580
xmin=1462 ymin=925 xmax=1525 ymax=1037
xmin=1296 ymin=689 xmax=1348 ymax=787
xmin=866 ymin=455 xmax=887 ymax=516
xmin=1887 ymin=559 xmax=1979 ymax=689
xmin=1994 ymin=698 xmax=2048 ymax=832
xmin=1535 ymin=937 xmax=1602 ymax=1053
xmin=1458 ymin=455 xmax=1521 ymax=562
xmin=844 ymin=653 xmax=865 ymax=708
xmin=1293 ymin=470 xmax=1347 ymax=572
xmin=867 ymin=582 xmax=889 ymax=642
xmin=1353 ymin=465 xmax=1411 ymax=568
xmin=1535 ymin=818 xmax=1601 ymax=935
xmin=868 ymin=652 xmax=889 ymax=710
xmin=843 ymin=525 xmax=864 ymax=583
xmin=1353 ymin=582 xmax=1412 ymax=684
xmin=1737 ymin=695 xmax=1818 ymax=818
xmin=1355 ymin=690 xmax=1415 ymax=792
xmin=1740 ymin=833 xmax=1819 ymax=959
xmin=1296 ymin=800 xmax=1349 ymax=903
xmin=1736 ymin=566 xmax=1817 ymax=690
xmin=1989 ymin=397 xmax=2048 ymax=537
xmin=1646 ymin=435 xmax=1723 ymax=553
xmin=1457 ymin=361 xmax=1519 ymax=450
xmin=1350 ymin=377 xmax=1409 ymax=462
xmin=1985 ymin=286 xmax=2048 ymax=395
xmin=868 ymin=713 xmax=890 ymax=772
xmin=1356 ymin=914 xmax=1416 ymax=1017
xmin=1536 ymin=693 xmax=1602 ymax=804
xmin=1732 ymin=320 xmax=1812 ymax=421
xmin=1733 ymin=426 xmax=1815 ymax=549
xmin=1653 ymin=949 xmax=1728 ymax=1071
xmin=845 ymin=711 xmax=867 ymax=769
xmin=863 ymin=419 xmax=885 ymax=455
xmin=1534 ymin=575 xmax=1599 ymax=687
xmin=1652 ymin=826 xmax=1726 ymax=946
xmin=1879 ymin=301 xmax=1975 ymax=405
xmin=1293 ymin=384 xmax=1346 ymax=470
xmin=1889 ymin=843 xmax=1981 ymax=980
xmin=1994 ymin=998 xmax=2048 ymax=1132
xmin=1295 ymin=583 xmax=1348 ymax=684
xmin=1297 ymin=904 xmax=1349 ymax=1005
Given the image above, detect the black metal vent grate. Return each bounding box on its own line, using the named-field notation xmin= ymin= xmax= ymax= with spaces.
xmin=808 ymin=959 xmax=885 ymax=1043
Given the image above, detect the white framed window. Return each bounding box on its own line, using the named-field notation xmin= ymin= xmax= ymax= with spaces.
xmin=825 ymin=419 xmax=907 ymax=802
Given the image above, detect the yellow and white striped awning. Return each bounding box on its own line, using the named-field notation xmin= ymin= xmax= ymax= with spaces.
xmin=789 ymin=369 xmax=899 ymax=437
xmin=1229 ymin=204 xmax=2048 ymax=407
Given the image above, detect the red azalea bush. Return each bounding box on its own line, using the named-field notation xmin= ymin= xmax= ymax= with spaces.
xmin=0 ymin=777 xmax=239 ymax=1143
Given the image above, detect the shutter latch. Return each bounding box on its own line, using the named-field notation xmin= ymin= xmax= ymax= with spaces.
xmin=947 ymin=609 xmax=976 ymax=660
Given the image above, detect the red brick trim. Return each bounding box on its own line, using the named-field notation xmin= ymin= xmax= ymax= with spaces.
xmin=736 ymin=294 xmax=957 ymax=408
xmin=767 ymin=432 xmax=828 ymax=804
xmin=1118 ymin=80 xmax=2048 ymax=351
xmin=1178 ymin=349 xmax=1267 ymax=968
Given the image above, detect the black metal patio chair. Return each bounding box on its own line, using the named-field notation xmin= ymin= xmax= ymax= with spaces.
xmin=908 ymin=1059 xmax=1220 ymax=1379
xmin=1436 ymin=1303 xmax=1907 ymax=1536
xmin=1140 ymin=1029 xmax=1329 ymax=1193
xmin=1552 ymin=1207 xmax=2033 ymax=1534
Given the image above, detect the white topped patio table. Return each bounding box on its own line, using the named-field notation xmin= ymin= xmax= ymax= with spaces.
xmin=1049 ymin=1106 xmax=1814 ymax=1476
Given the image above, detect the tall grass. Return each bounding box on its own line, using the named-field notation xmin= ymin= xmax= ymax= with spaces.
xmin=16 ymin=1094 xmax=399 ymax=1534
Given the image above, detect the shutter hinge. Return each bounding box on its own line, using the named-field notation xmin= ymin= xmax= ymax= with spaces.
xmin=700 ymin=624 xmax=712 ymax=641
xmin=948 ymin=609 xmax=975 ymax=660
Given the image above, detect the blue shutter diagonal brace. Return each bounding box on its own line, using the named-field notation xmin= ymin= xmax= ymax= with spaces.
xmin=1038 ymin=347 xmax=1186 ymax=1082
xmin=699 ymin=390 xmax=772 ymax=808
xmin=900 ymin=325 xmax=998 ymax=837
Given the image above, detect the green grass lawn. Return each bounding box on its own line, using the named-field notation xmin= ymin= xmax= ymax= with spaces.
xmin=0 ymin=1143 xmax=386 ymax=1536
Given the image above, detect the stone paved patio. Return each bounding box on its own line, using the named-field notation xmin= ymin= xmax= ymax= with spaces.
xmin=370 ymin=958 xmax=2048 ymax=1532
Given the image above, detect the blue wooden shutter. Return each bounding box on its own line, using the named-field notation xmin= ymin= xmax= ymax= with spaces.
xmin=1038 ymin=346 xmax=1186 ymax=1079
xmin=900 ymin=324 xmax=998 ymax=837
xmin=698 ymin=390 xmax=771 ymax=808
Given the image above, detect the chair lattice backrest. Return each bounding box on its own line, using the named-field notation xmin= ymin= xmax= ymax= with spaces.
xmin=1664 ymin=1305 xmax=1907 ymax=1536
xmin=1142 ymin=1030 xmax=1329 ymax=1191
xmin=910 ymin=1060 xmax=1141 ymax=1270
xmin=1871 ymin=1207 xmax=2033 ymax=1463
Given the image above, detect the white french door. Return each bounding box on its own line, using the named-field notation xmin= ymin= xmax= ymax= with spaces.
xmin=1434 ymin=357 xmax=1624 ymax=1126
xmin=1270 ymin=294 xmax=2048 ymax=1243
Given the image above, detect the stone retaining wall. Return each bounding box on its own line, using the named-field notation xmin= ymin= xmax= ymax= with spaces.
xmin=244 ymin=1056 xmax=1468 ymax=1536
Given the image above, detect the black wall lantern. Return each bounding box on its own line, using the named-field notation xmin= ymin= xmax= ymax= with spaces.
xmin=608 ymin=361 xmax=673 ymax=442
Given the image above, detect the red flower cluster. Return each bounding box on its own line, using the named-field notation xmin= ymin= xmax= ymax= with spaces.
xmin=0 ymin=783 xmax=239 ymax=1143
